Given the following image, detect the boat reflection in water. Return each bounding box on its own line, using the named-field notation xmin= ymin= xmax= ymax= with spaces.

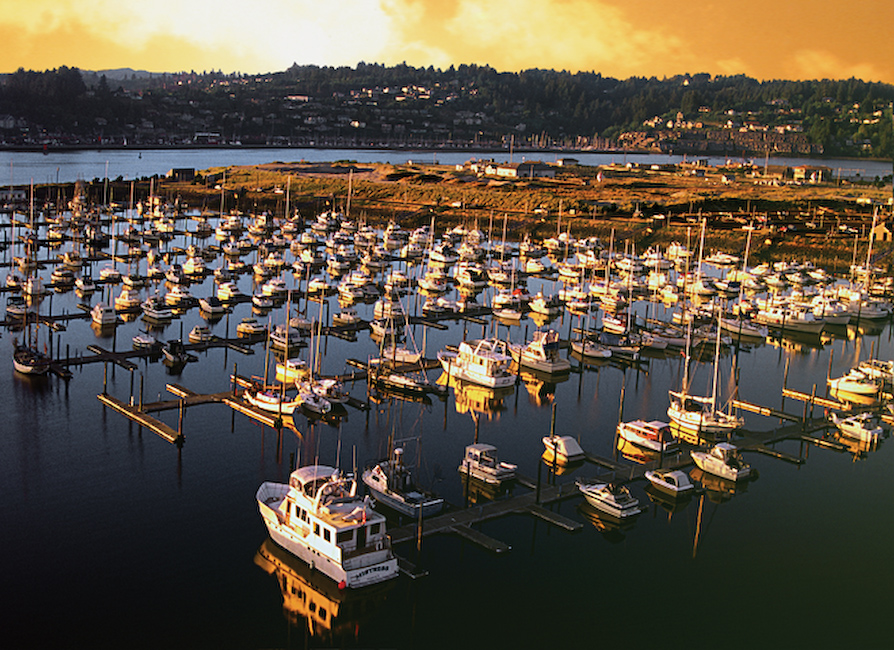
xmin=644 ymin=483 xmax=694 ymax=516
xmin=689 ymin=467 xmax=751 ymax=504
xmin=254 ymin=538 xmax=394 ymax=647
xmin=539 ymin=454 xmax=584 ymax=476
xmin=461 ymin=474 xmax=514 ymax=505
xmin=616 ymin=437 xmax=661 ymax=465
xmin=828 ymin=430 xmax=883 ymax=461
xmin=828 ymin=387 xmax=880 ymax=408
xmin=517 ymin=367 xmax=569 ymax=407
xmin=449 ymin=378 xmax=515 ymax=418
xmin=577 ymin=501 xmax=638 ymax=543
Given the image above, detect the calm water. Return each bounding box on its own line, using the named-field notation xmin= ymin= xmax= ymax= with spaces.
xmin=0 ymin=147 xmax=889 ymax=186
xmin=3 ymin=218 xmax=894 ymax=649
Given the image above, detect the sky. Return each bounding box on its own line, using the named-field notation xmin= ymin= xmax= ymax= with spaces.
xmin=1 ymin=0 xmax=891 ymax=84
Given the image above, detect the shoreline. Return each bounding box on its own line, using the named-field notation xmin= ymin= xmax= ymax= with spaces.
xmin=0 ymin=142 xmax=889 ymax=165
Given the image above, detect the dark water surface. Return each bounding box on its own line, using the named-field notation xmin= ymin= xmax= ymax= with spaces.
xmin=3 ymin=224 xmax=894 ymax=649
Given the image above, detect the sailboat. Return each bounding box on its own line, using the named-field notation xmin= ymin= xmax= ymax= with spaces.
xmin=13 ymin=182 xmax=51 ymax=375
xmin=667 ymin=311 xmax=742 ymax=439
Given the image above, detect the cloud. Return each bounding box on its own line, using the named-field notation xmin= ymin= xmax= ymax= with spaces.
xmin=378 ymin=0 xmax=690 ymax=77
xmin=1 ymin=0 xmax=891 ymax=84
xmin=787 ymin=49 xmax=889 ymax=83
xmin=0 ymin=1 xmax=396 ymax=72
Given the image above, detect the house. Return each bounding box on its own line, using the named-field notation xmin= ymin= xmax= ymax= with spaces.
xmin=871 ymin=220 xmax=892 ymax=243
xmin=166 ymin=168 xmax=196 ymax=182
xmin=792 ymin=165 xmax=831 ymax=183
xmin=485 ymin=161 xmax=555 ymax=179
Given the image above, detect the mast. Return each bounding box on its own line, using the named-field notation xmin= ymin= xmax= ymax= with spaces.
xmin=711 ymin=308 xmax=722 ymax=412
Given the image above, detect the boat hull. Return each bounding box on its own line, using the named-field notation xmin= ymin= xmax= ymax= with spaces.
xmin=258 ymin=496 xmax=398 ymax=589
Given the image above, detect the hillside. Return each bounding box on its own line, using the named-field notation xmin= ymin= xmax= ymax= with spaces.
xmin=0 ymin=64 xmax=891 ymax=159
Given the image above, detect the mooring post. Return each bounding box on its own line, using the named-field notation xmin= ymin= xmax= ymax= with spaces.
xmin=826 ymin=348 xmax=834 ymax=397
xmin=178 ymin=398 xmax=185 ymax=438
xmin=232 ymin=362 xmax=238 ymax=396
xmin=139 ymin=372 xmax=144 ymax=410
xmin=535 ymin=459 xmax=542 ymax=505
xmin=416 ymin=497 xmax=423 ymax=555
xmin=129 ymin=368 xmax=135 ymax=406
xmin=102 ymin=361 xmax=108 ymax=395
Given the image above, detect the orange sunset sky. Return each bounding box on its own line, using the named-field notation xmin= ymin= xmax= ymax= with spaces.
xmin=1 ymin=0 xmax=891 ymax=83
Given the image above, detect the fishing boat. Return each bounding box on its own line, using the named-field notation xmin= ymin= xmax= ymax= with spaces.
xmin=617 ymin=420 xmax=677 ymax=453
xmin=690 ymin=442 xmax=752 ymax=481
xmin=438 ymin=338 xmax=515 ymax=388
xmin=458 ymin=443 xmax=517 ymax=484
xmin=542 ymin=434 xmax=586 ymax=464
xmin=829 ymin=411 xmax=883 ymax=443
xmin=509 ymin=329 xmax=571 ymax=374
xmin=575 ymin=480 xmax=641 ymax=518
xmin=256 ymin=465 xmax=399 ymax=588
xmin=362 ymin=448 xmax=444 ymax=518
xmin=643 ymin=469 xmax=695 ymax=496
xmin=161 ymin=339 xmax=190 ymax=365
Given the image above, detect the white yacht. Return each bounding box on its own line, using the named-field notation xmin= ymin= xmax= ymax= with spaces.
xmin=827 ymin=369 xmax=880 ymax=396
xmin=690 ymin=442 xmax=752 ymax=481
xmin=829 ymin=411 xmax=883 ymax=443
xmin=91 ymin=302 xmax=118 ymax=326
xmin=458 ymin=443 xmax=517 ymax=484
xmin=575 ymin=481 xmax=641 ymax=518
xmin=141 ymin=296 xmax=173 ymax=321
xmin=644 ymin=469 xmax=695 ymax=496
xmin=542 ymin=435 xmax=585 ymax=464
xmin=509 ymin=329 xmax=571 ymax=374
xmin=438 ymin=338 xmax=515 ymax=388
xmin=257 ymin=465 xmax=399 ymax=588
xmin=616 ymin=420 xmax=677 ymax=453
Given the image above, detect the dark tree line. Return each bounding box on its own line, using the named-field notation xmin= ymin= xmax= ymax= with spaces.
xmin=0 ymin=63 xmax=891 ymax=157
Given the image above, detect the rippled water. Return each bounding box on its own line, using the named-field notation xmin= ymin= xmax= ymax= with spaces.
xmin=3 ymin=218 xmax=894 ymax=648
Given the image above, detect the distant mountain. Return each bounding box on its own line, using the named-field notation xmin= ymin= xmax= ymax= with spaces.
xmin=90 ymin=68 xmax=160 ymax=80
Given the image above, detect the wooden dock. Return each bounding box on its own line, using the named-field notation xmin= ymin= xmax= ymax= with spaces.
xmin=97 ymin=392 xmax=183 ymax=445
xmin=388 ymin=480 xmax=582 ymax=553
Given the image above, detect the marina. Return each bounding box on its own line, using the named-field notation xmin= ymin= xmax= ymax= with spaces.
xmin=3 ymin=171 xmax=894 ymax=649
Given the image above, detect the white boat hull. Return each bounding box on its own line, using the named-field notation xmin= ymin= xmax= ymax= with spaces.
xmin=257 ymin=490 xmax=398 ymax=588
